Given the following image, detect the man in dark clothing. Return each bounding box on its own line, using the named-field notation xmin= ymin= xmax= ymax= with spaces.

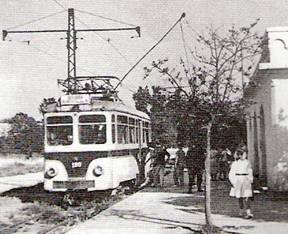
xmin=186 ymin=144 xmax=205 ymax=193
xmin=152 ymin=145 xmax=170 ymax=187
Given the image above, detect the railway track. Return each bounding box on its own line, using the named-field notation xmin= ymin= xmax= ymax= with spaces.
xmin=0 ymin=185 xmax=133 ymax=234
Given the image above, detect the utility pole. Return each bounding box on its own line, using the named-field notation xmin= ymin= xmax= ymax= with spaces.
xmin=67 ymin=8 xmax=77 ymax=93
xmin=3 ymin=8 xmax=140 ymax=94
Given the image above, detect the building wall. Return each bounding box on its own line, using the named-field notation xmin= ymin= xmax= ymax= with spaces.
xmin=269 ymin=78 xmax=288 ymax=190
xmin=246 ymin=27 xmax=288 ymax=191
xmin=246 ymin=72 xmax=272 ymax=186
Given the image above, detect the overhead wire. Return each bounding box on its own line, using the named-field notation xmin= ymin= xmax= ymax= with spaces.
xmin=75 ymin=9 xmax=137 ymax=27
xmin=6 ymin=10 xmax=67 ymax=30
xmin=184 ymin=20 xmax=202 ymax=42
xmin=15 ymin=1 xmax=142 ymax=94
xmin=50 ymin=1 xmax=140 ymax=89
xmin=51 ymin=0 xmax=66 ymax=10
xmin=6 ymin=34 xmax=103 ymax=80
xmin=73 ymin=15 xmax=151 ymax=93
xmin=11 ymin=8 xmax=136 ymax=94
xmin=49 ymin=0 xmax=137 ymax=65
xmin=114 ymin=13 xmax=186 ymax=91
xmin=65 ymin=19 xmax=136 ymax=92
xmin=180 ymin=21 xmax=192 ymax=77
xmin=2 ymin=4 xmax=151 ymax=97
xmin=74 ymin=16 xmax=132 ymax=65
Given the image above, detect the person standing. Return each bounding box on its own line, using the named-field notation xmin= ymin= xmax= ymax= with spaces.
xmin=186 ymin=143 xmax=205 ymax=193
xmin=139 ymin=144 xmax=156 ymax=189
xmin=173 ymin=145 xmax=186 ymax=186
xmin=219 ymin=148 xmax=229 ymax=180
xmin=152 ymin=144 xmax=170 ymax=187
xmin=219 ymin=148 xmax=233 ymax=180
xmin=210 ymin=150 xmax=219 ymax=181
xmin=229 ymin=146 xmax=254 ymax=219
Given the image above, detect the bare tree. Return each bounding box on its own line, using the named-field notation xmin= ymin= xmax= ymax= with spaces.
xmin=144 ymin=21 xmax=262 ymax=232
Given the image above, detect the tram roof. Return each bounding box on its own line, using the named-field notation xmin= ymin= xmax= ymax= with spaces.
xmin=45 ymin=94 xmax=150 ymax=120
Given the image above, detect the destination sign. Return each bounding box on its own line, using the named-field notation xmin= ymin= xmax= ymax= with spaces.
xmin=61 ymin=95 xmax=90 ymax=105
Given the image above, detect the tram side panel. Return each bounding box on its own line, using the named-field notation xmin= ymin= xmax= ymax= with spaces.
xmin=111 ymin=154 xmax=139 ymax=188
xmin=44 ymin=159 xmax=68 ymax=192
xmin=86 ymin=157 xmax=114 ymax=191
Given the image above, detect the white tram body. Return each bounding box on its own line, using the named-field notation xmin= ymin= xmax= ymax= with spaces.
xmin=44 ymin=94 xmax=151 ymax=192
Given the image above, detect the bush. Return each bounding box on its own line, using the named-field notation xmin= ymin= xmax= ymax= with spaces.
xmin=4 ymin=113 xmax=43 ymax=155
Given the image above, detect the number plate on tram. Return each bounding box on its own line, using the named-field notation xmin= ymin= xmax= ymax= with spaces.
xmin=71 ymin=161 xmax=82 ymax=168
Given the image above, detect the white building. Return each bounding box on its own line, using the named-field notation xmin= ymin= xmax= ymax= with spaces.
xmin=245 ymin=27 xmax=288 ymax=191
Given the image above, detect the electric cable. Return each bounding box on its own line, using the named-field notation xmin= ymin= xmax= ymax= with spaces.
xmin=6 ymin=35 xmax=102 ymax=80
xmin=7 ymin=10 xmax=67 ymax=30
xmin=51 ymin=0 xmax=66 ymax=10
xmin=74 ymin=16 xmax=132 ymax=65
xmin=75 ymin=9 xmax=137 ymax=27
xmin=114 ymin=13 xmax=186 ymax=91
xmin=180 ymin=21 xmax=191 ymax=77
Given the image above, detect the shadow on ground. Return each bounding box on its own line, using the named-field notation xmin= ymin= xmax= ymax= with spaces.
xmin=161 ymin=181 xmax=288 ymax=223
xmin=108 ymin=208 xmax=203 ymax=233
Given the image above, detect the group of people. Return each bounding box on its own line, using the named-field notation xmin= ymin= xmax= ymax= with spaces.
xmin=141 ymin=142 xmax=254 ymax=219
xmin=174 ymin=144 xmax=205 ymax=193
xmin=142 ymin=142 xmax=205 ymax=193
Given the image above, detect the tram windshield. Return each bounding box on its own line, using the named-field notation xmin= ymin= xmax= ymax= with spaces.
xmin=46 ymin=116 xmax=73 ymax=146
xmin=79 ymin=115 xmax=106 ymax=144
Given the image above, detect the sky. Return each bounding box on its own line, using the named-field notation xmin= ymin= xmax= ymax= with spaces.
xmin=1 ymin=0 xmax=288 ymax=120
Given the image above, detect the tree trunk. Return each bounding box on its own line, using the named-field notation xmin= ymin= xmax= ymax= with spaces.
xmin=205 ymin=121 xmax=213 ymax=233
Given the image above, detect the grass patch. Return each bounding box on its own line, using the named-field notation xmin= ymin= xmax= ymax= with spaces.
xmin=0 ymin=154 xmax=43 ymax=177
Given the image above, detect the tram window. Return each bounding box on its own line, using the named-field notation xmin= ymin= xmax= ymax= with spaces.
xmin=135 ymin=123 xmax=139 ymax=143
xmin=112 ymin=114 xmax=115 ymax=122
xmin=117 ymin=125 xmax=128 ymax=144
xmin=142 ymin=129 xmax=146 ymax=143
xmin=129 ymin=126 xmax=135 ymax=143
xmin=79 ymin=125 xmax=106 ymax=144
xmin=47 ymin=126 xmax=73 ymax=146
xmin=129 ymin=118 xmax=135 ymax=125
xmin=117 ymin=115 xmax=129 ymax=144
xmin=135 ymin=119 xmax=140 ymax=143
xmin=112 ymin=124 xmax=116 ymax=143
xmin=129 ymin=118 xmax=136 ymax=143
xmin=117 ymin=115 xmax=128 ymax=124
xmin=79 ymin=115 xmax=106 ymax=144
xmin=47 ymin=116 xmax=72 ymax=124
xmin=79 ymin=115 xmax=105 ymax=123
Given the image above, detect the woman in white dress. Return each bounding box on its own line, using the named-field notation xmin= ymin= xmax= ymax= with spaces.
xmin=229 ymin=147 xmax=253 ymax=219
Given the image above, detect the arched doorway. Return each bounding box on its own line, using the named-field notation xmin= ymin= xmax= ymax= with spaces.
xmin=259 ymin=105 xmax=267 ymax=185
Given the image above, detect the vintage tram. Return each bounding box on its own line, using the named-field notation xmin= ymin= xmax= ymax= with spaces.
xmin=43 ymin=93 xmax=151 ymax=192
xmin=2 ymin=8 xmax=154 ymax=192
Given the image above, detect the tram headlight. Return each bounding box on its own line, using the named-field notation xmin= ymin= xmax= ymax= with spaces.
xmin=93 ymin=166 xmax=103 ymax=177
xmin=45 ymin=168 xmax=57 ymax=179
